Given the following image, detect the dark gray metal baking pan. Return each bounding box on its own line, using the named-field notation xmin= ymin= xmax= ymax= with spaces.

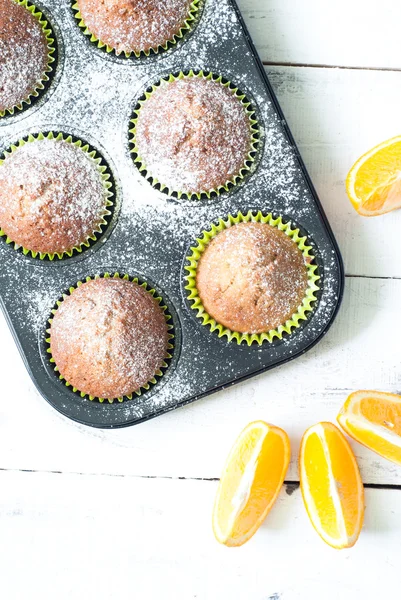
xmin=0 ymin=0 xmax=344 ymax=428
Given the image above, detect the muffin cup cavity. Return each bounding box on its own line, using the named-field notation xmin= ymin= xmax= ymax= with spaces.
xmin=129 ymin=70 xmax=260 ymax=200
xmin=0 ymin=131 xmax=115 ymax=260
xmin=71 ymin=0 xmax=200 ymax=59
xmin=45 ymin=273 xmax=175 ymax=404
xmin=184 ymin=211 xmax=321 ymax=346
xmin=0 ymin=0 xmax=56 ymax=118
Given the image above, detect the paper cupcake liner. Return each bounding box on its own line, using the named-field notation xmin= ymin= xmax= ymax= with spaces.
xmin=45 ymin=273 xmax=175 ymax=403
xmin=72 ymin=0 xmax=200 ymax=58
xmin=129 ymin=70 xmax=260 ymax=200
xmin=0 ymin=131 xmax=114 ymax=260
xmin=184 ymin=211 xmax=321 ymax=346
xmin=0 ymin=0 xmax=56 ymax=118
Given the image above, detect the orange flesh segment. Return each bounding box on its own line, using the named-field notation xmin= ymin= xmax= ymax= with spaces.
xmin=338 ymin=391 xmax=401 ymax=465
xmin=347 ymin=136 xmax=401 ymax=215
xmin=231 ymin=428 xmax=288 ymax=539
xmin=362 ymin=176 xmax=401 ymax=213
xmin=300 ymin=422 xmax=364 ymax=549
xmin=213 ymin=421 xmax=290 ymax=547
xmin=301 ymin=430 xmax=339 ymax=540
xmin=359 ymin=395 xmax=401 ymax=435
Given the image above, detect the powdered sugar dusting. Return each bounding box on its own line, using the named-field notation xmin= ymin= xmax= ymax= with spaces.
xmin=0 ymin=138 xmax=109 ymax=254
xmin=77 ymin=0 xmax=194 ymax=55
xmin=0 ymin=0 xmax=49 ymax=112
xmin=134 ymin=76 xmax=253 ymax=194
xmin=50 ymin=278 xmax=169 ymax=399
xmin=196 ymin=222 xmax=309 ymax=333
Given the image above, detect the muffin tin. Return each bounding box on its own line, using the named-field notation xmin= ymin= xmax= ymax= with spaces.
xmin=0 ymin=0 xmax=344 ymax=428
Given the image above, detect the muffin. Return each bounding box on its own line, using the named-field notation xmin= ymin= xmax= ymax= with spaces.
xmin=0 ymin=0 xmax=53 ymax=116
xmin=0 ymin=136 xmax=111 ymax=257
xmin=132 ymin=74 xmax=257 ymax=197
xmin=195 ymin=221 xmax=310 ymax=334
xmin=49 ymin=278 xmax=170 ymax=399
xmin=75 ymin=0 xmax=196 ymax=56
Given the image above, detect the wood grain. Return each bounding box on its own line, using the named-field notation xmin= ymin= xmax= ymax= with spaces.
xmin=239 ymin=0 xmax=401 ymax=69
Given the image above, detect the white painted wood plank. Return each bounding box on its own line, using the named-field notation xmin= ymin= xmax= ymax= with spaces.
xmin=1 ymin=275 xmax=400 ymax=484
xmin=239 ymin=0 xmax=401 ymax=69
xmin=0 ymin=471 xmax=399 ymax=600
xmin=267 ymin=65 xmax=401 ymax=278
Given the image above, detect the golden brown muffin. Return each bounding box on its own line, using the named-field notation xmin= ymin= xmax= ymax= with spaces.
xmin=134 ymin=76 xmax=253 ymax=195
xmin=0 ymin=138 xmax=108 ymax=255
xmin=76 ymin=0 xmax=193 ymax=55
xmin=0 ymin=0 xmax=49 ymax=113
xmin=49 ymin=278 xmax=170 ymax=399
xmin=196 ymin=222 xmax=309 ymax=334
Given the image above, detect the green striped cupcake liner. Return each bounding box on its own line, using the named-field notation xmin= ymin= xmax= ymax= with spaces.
xmin=0 ymin=0 xmax=56 ymax=118
xmin=129 ymin=70 xmax=260 ymax=200
xmin=184 ymin=211 xmax=321 ymax=346
xmin=0 ymin=131 xmax=114 ymax=260
xmin=72 ymin=0 xmax=200 ymax=58
xmin=46 ymin=273 xmax=175 ymax=404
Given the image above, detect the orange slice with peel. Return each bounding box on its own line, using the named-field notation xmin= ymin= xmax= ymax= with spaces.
xmin=300 ymin=422 xmax=364 ymax=549
xmin=212 ymin=421 xmax=290 ymax=547
xmin=338 ymin=390 xmax=401 ymax=466
xmin=346 ymin=135 xmax=401 ymax=216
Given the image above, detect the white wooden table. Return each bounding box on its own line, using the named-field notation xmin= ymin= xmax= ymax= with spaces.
xmin=1 ymin=1 xmax=401 ymax=598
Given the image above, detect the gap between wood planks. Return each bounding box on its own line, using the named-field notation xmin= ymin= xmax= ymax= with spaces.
xmin=1 ymin=468 xmax=401 ymax=491
xmin=263 ymin=61 xmax=401 ymax=73
xmin=347 ymin=274 xmax=401 ymax=281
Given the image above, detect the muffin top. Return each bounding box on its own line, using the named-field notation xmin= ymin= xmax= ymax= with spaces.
xmin=76 ymin=0 xmax=193 ymax=55
xmin=0 ymin=138 xmax=108 ymax=255
xmin=134 ymin=76 xmax=253 ymax=195
xmin=50 ymin=278 xmax=170 ymax=399
xmin=196 ymin=221 xmax=309 ymax=334
xmin=0 ymin=0 xmax=50 ymax=113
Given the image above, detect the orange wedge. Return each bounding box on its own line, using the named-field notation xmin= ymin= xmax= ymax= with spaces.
xmin=300 ymin=422 xmax=364 ymax=549
xmin=212 ymin=421 xmax=290 ymax=547
xmin=338 ymin=390 xmax=401 ymax=466
xmin=346 ymin=135 xmax=401 ymax=216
